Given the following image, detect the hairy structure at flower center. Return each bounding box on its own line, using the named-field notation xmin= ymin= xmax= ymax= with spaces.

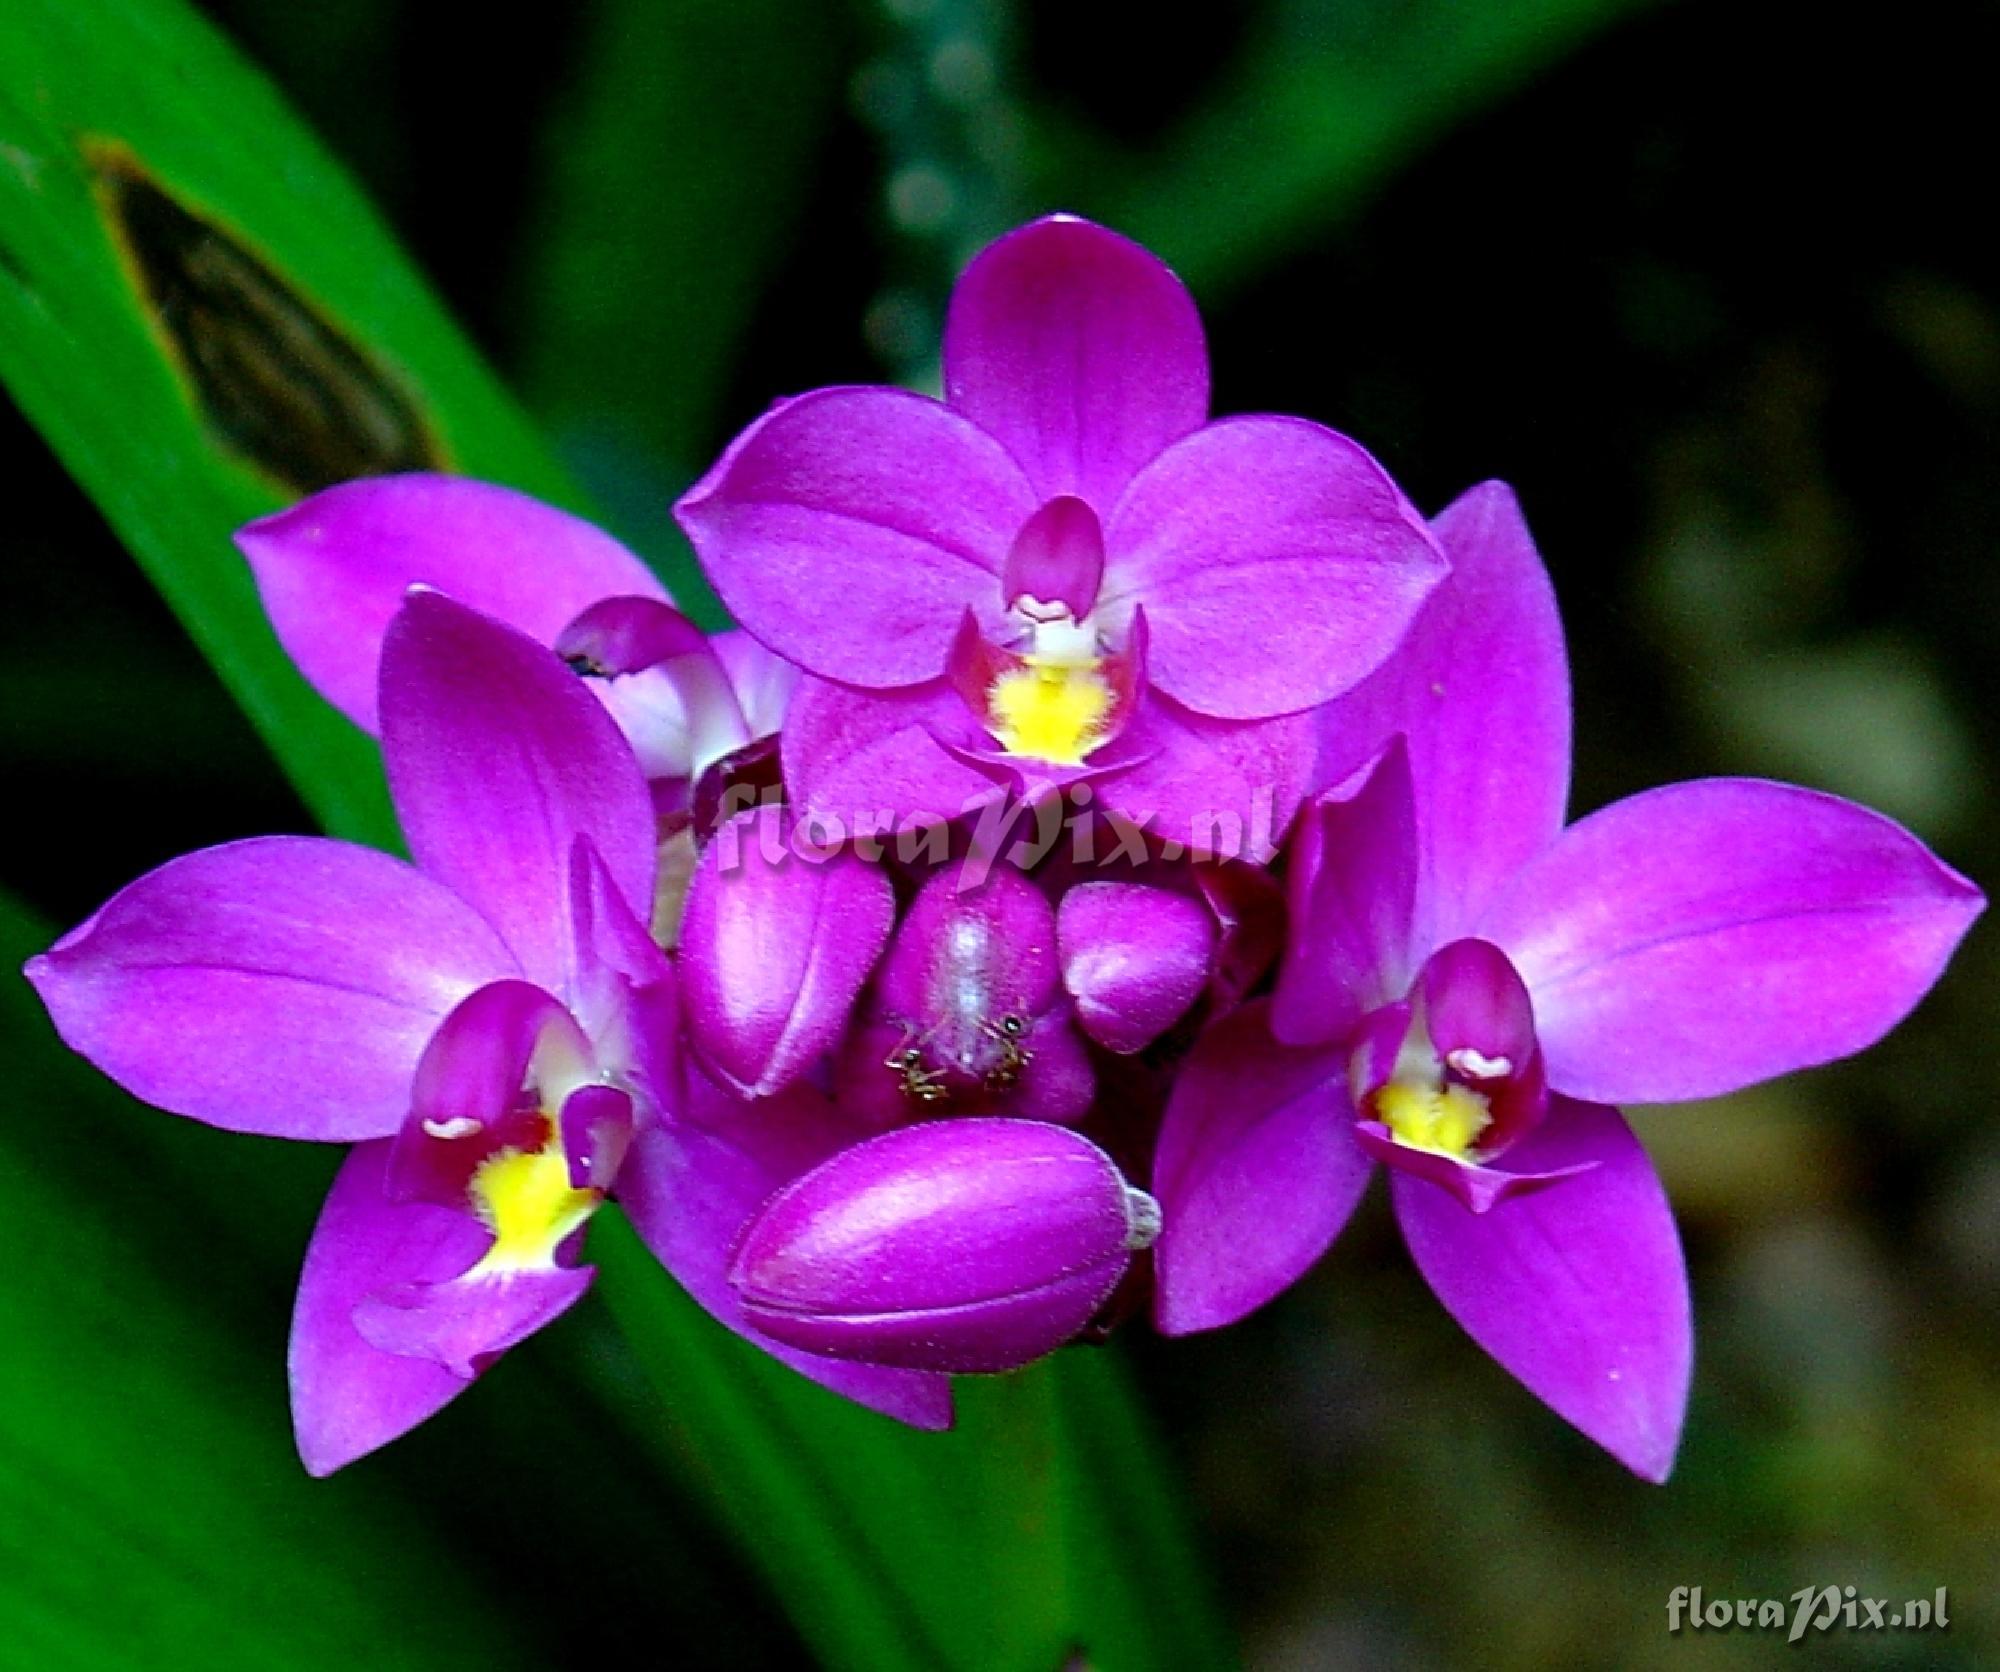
xmin=988 ymin=656 xmax=1113 ymax=763
xmin=987 ymin=610 xmax=1114 ymax=764
xmin=1373 ymin=1078 xmax=1492 ymax=1159
xmin=467 ymin=1124 xmax=601 ymax=1275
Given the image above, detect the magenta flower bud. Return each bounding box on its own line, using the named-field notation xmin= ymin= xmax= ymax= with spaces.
xmin=838 ymin=867 xmax=1094 ymax=1124
xmin=1057 ymin=880 xmax=1216 ymax=1054
xmin=729 ymin=1119 xmax=1161 ymax=1373
xmin=679 ymin=805 xmax=895 ymax=1096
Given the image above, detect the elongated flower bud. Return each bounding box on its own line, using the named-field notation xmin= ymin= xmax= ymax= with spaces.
xmin=729 ymin=1119 xmax=1160 ymax=1373
xmin=679 ymin=805 xmax=894 ymax=1096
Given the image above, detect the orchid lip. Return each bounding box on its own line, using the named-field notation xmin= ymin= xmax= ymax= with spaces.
xmin=1350 ymin=940 xmax=1551 ymax=1172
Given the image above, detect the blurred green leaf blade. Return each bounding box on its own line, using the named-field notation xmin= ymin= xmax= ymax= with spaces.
xmin=0 ymin=894 xmax=542 ymax=1672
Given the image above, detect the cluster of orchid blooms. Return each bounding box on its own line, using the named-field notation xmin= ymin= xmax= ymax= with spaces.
xmin=28 ymin=217 xmax=1981 ymax=1481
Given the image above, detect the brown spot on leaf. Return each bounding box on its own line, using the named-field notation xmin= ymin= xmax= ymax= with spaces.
xmin=86 ymin=139 xmax=443 ymax=494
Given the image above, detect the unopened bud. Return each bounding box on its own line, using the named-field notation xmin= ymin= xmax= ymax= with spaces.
xmin=729 ymin=1119 xmax=1158 ymax=1372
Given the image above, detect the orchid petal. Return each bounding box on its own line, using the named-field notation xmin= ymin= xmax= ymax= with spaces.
xmin=779 ymin=676 xmax=997 ymax=833
xmin=1392 ymin=1100 xmax=1691 ymax=1482
xmin=1057 ymin=881 xmax=1215 ymax=1054
xmin=942 ymin=214 xmax=1208 ymax=508
xmin=1482 ymin=779 xmax=1986 ymax=1104
xmin=617 ymin=1082 xmax=953 ymax=1428
xmin=712 ymin=629 xmax=800 ymax=740
xmin=385 ymin=979 xmax=587 ymax=1208
xmin=1270 ymin=739 xmax=1419 ymax=1048
xmin=680 ymin=806 xmax=896 ymax=1096
xmin=1317 ymin=481 xmax=1571 ymax=944
xmin=379 ymin=591 xmax=656 ymax=997
xmin=1089 ymin=697 xmax=1312 ymax=862
xmin=353 ymin=1262 xmax=595 ymax=1379
xmin=1100 ymin=415 xmax=1445 ymax=719
xmin=288 ymin=1140 xmax=493 ymax=1475
xmin=1355 ymin=1123 xmax=1592 ymax=1213
xmin=238 ymin=474 xmax=666 ymax=733
xmin=675 ymin=387 xmax=1037 ymax=686
xmin=25 ymin=837 xmax=517 ymax=1141
xmin=1152 ymin=1003 xmax=1373 ymax=1335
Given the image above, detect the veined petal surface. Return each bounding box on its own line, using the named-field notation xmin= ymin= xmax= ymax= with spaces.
xmin=239 ymin=474 xmax=666 ymax=732
xmin=677 ymin=387 xmax=1037 ymax=687
xmin=1101 ymin=416 xmax=1445 ymax=720
xmin=26 ymin=837 xmax=517 ymax=1141
xmin=379 ymin=591 xmax=656 ymax=998
xmin=1482 ymin=779 xmax=1985 ymax=1104
xmin=1392 ymin=1100 xmax=1690 ymax=1482
xmin=942 ymin=214 xmax=1208 ymax=508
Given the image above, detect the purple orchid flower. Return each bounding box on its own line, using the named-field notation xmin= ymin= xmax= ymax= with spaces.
xmin=27 ymin=589 xmax=938 ymax=1470
xmin=675 ymin=215 xmax=1446 ymax=852
xmin=1150 ymin=482 xmax=1983 ymax=1481
xmin=238 ymin=473 xmax=796 ymax=814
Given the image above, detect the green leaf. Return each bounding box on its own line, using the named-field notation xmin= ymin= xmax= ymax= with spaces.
xmin=0 ymin=894 xmax=531 ymax=1672
xmin=589 ymin=1221 xmax=1234 ymax=1672
xmin=1081 ymin=0 xmax=1666 ymax=294
xmin=0 ymin=0 xmax=577 ymax=846
xmin=0 ymin=4 xmax=1230 ymax=1668
xmin=513 ymin=0 xmax=845 ymax=621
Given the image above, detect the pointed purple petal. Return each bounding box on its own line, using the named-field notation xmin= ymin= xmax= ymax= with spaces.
xmin=943 ymin=215 xmax=1208 ymax=507
xmin=1099 ymin=416 xmax=1445 ymax=720
xmin=1270 ymin=740 xmax=1419 ymax=1049
xmin=779 ymin=676 xmax=997 ymax=831
xmin=1089 ymin=697 xmax=1312 ymax=862
xmin=680 ymin=806 xmax=896 ymax=1096
xmin=675 ymin=387 xmax=1037 ymax=686
xmin=1057 ymin=881 xmax=1215 ymax=1054
xmin=1152 ymin=1003 xmax=1373 ymax=1335
xmin=1481 ymin=779 xmax=1986 ymax=1104
xmin=289 ymin=1140 xmax=493 ymax=1475
xmin=1318 ymin=481 xmax=1572 ymax=946
xmin=617 ymin=1085 xmax=953 ymax=1428
xmin=1393 ymin=1100 xmax=1691 ymax=1482
xmin=25 ymin=838 xmax=518 ymax=1141
xmin=379 ymin=591 xmax=656 ymax=997
xmin=238 ymin=474 xmax=667 ymax=733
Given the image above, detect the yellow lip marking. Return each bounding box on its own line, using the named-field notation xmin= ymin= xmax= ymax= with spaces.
xmin=1373 ymin=1078 xmax=1493 ymax=1160
xmin=987 ymin=656 xmax=1114 ymax=765
xmin=466 ymin=1129 xmax=601 ymax=1277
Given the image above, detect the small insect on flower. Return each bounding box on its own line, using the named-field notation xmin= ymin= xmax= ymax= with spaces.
xmin=884 ymin=1026 xmax=951 ymax=1105
xmin=977 ymin=1012 xmax=1034 ymax=1093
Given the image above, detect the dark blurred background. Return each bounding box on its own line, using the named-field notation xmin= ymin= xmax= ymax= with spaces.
xmin=5 ymin=1 xmax=1994 ymax=1665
